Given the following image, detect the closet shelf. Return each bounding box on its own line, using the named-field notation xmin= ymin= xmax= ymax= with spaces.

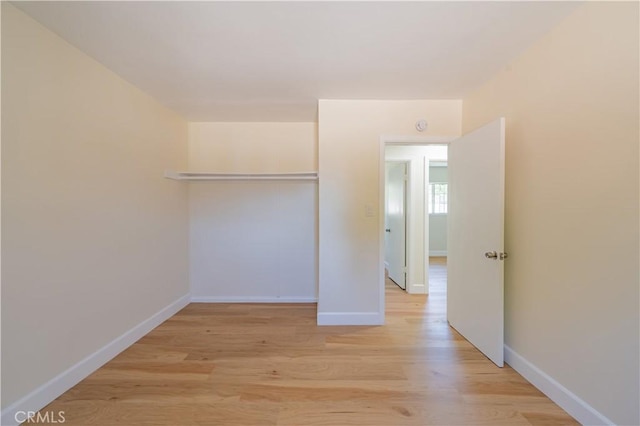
xmin=164 ymin=171 xmax=318 ymax=181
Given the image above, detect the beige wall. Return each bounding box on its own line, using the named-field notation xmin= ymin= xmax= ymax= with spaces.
xmin=462 ymin=3 xmax=639 ymax=424
xmin=1 ymin=3 xmax=189 ymax=409
xmin=318 ymin=100 xmax=461 ymax=323
xmin=188 ymin=123 xmax=317 ymax=301
xmin=189 ymin=122 xmax=317 ymax=172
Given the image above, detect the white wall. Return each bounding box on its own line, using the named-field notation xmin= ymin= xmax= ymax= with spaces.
xmin=429 ymin=165 xmax=448 ymax=255
xmin=463 ymin=3 xmax=639 ymax=424
xmin=385 ymin=145 xmax=447 ymax=293
xmin=2 ymin=2 xmax=189 ymax=412
xmin=428 ymin=215 xmax=447 ymax=255
xmin=188 ymin=122 xmax=318 ymax=302
xmin=318 ymin=100 xmax=461 ymax=324
xmin=429 ymin=166 xmax=448 ymax=183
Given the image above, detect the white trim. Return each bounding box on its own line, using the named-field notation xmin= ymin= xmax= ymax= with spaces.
xmin=429 ymin=250 xmax=448 ymax=257
xmin=407 ymin=283 xmax=427 ymax=294
xmin=317 ymin=312 xmax=384 ymax=326
xmin=504 ymin=345 xmax=613 ymax=426
xmin=384 ymin=261 xmax=389 ymax=269
xmin=379 ymin=137 xmax=387 ymax=323
xmin=191 ymin=296 xmax=317 ymax=303
xmin=423 ymin=156 xmax=429 ymax=295
xmin=0 ymin=293 xmax=191 ymax=426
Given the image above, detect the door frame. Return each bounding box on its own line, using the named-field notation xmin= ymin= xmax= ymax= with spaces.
xmin=384 ymin=159 xmax=411 ymax=290
xmin=378 ymin=135 xmax=455 ymax=317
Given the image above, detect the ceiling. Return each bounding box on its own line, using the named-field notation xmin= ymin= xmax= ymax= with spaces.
xmin=13 ymin=1 xmax=579 ymax=122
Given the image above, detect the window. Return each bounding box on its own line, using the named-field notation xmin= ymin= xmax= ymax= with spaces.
xmin=428 ymin=183 xmax=448 ymax=214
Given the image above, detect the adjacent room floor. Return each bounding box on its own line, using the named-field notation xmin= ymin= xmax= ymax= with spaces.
xmin=38 ymin=259 xmax=577 ymax=425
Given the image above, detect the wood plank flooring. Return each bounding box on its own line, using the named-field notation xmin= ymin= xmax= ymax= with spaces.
xmin=35 ymin=257 xmax=577 ymax=425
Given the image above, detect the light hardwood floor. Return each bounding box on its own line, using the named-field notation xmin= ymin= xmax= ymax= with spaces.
xmin=36 ymin=257 xmax=577 ymax=425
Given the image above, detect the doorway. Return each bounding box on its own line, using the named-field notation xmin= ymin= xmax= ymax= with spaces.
xmin=380 ymin=118 xmax=506 ymax=367
xmin=383 ymin=142 xmax=449 ymax=295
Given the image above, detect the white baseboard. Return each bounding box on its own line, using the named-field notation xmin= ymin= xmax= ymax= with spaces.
xmin=429 ymin=250 xmax=447 ymax=256
xmin=408 ymin=283 xmax=427 ymax=294
xmin=191 ymin=296 xmax=317 ymax=303
xmin=504 ymin=345 xmax=613 ymax=426
xmin=0 ymin=293 xmax=191 ymax=426
xmin=317 ymin=311 xmax=384 ymax=326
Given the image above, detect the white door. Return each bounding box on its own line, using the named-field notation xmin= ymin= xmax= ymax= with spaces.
xmin=385 ymin=161 xmax=407 ymax=289
xmin=448 ymin=118 xmax=505 ymax=367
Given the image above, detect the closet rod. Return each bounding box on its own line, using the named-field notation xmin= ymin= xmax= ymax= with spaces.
xmin=164 ymin=171 xmax=319 ymax=181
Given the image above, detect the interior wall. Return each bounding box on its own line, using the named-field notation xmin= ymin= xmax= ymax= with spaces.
xmin=318 ymin=100 xmax=461 ymax=323
xmin=462 ymin=3 xmax=639 ymax=424
xmin=428 ymin=165 xmax=448 ymax=255
xmin=385 ymin=145 xmax=447 ymax=293
xmin=428 ymin=216 xmax=447 ymax=255
xmin=188 ymin=122 xmax=318 ymax=301
xmin=1 ymin=3 xmax=189 ymax=410
xmin=429 ymin=166 xmax=448 ymax=183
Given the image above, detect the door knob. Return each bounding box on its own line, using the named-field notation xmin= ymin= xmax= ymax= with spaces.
xmin=385 ymin=229 xmax=391 ymax=232
xmin=484 ymin=251 xmax=498 ymax=259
